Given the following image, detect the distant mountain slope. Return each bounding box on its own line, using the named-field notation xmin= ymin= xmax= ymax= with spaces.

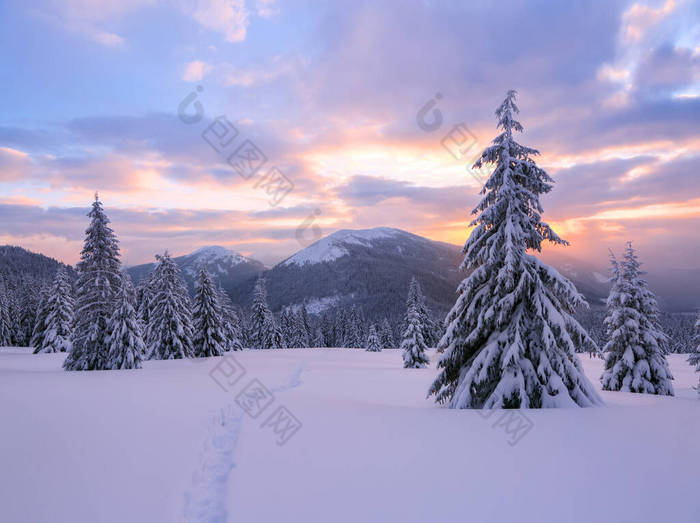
xmin=235 ymin=227 xmax=464 ymax=320
xmin=0 ymin=245 xmax=74 ymax=283
xmin=128 ymin=230 xmax=698 ymax=317
xmin=127 ymin=246 xmax=265 ymax=296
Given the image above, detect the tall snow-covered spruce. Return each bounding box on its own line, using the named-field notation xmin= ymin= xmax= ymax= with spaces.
xmin=34 ymin=268 xmax=74 ymax=354
xmin=429 ymin=90 xmax=601 ymax=409
xmin=147 ymin=252 xmax=194 ymax=359
xmin=192 ymin=267 xmax=226 ymax=358
xmin=105 ymin=273 xmax=144 ymax=370
xmin=64 ymin=195 xmax=122 ymax=371
xmin=601 ymin=243 xmax=673 ymax=395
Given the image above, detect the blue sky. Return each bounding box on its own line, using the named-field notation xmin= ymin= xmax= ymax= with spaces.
xmin=0 ymin=0 xmax=699 ymax=269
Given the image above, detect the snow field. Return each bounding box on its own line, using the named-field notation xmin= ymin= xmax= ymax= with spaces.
xmin=0 ymin=348 xmax=698 ymax=523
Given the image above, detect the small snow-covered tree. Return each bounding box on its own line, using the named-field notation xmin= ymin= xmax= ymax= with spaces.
xmin=402 ymin=305 xmax=429 ymax=368
xmin=379 ymin=318 xmax=395 ymax=349
xmin=249 ymin=277 xmax=282 ymax=349
xmin=217 ymin=286 xmax=243 ymax=351
xmin=403 ymin=277 xmax=439 ymax=347
xmin=34 ymin=269 xmax=74 ymax=354
xmin=429 ymin=91 xmax=601 ymax=409
xmin=365 ymin=324 xmax=382 ymax=352
xmin=602 ymin=244 xmax=674 ymax=395
xmin=105 ymin=273 xmax=144 ymax=369
xmin=192 ymin=267 xmax=226 ymax=358
xmin=147 ymin=252 xmax=194 ymax=360
xmin=64 ymin=194 xmax=122 ymax=371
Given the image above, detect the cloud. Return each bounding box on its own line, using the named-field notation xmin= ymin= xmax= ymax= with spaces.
xmin=255 ymin=0 xmax=279 ymax=18
xmin=183 ymin=60 xmax=212 ymax=82
xmin=0 ymin=147 xmax=35 ymax=181
xmin=189 ymin=0 xmax=249 ymax=43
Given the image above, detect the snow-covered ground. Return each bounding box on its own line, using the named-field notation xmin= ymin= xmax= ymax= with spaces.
xmin=0 ymin=348 xmax=698 ymax=523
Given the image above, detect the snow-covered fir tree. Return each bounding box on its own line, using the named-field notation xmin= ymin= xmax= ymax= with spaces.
xmin=249 ymin=277 xmax=283 ymax=349
xmin=429 ymin=91 xmax=601 ymax=409
xmin=217 ymin=286 xmax=243 ymax=351
xmin=19 ymin=281 xmax=41 ymax=347
xmin=105 ymin=273 xmax=144 ymax=369
xmin=34 ymin=268 xmax=74 ymax=354
xmin=64 ymin=195 xmax=122 ymax=371
xmin=280 ymin=308 xmax=296 ymax=344
xmin=312 ymin=327 xmax=325 ymax=348
xmin=147 ymin=252 xmax=194 ymax=360
xmin=365 ymin=324 xmax=382 ymax=352
xmin=30 ymin=285 xmax=51 ymax=349
xmin=298 ymin=306 xmax=312 ymax=347
xmin=601 ymin=243 xmax=674 ymax=395
xmin=192 ymin=267 xmax=226 ymax=358
xmin=0 ymin=280 xmax=11 ymax=346
xmin=1 ymin=280 xmax=22 ymax=346
xmin=0 ymin=279 xmax=11 ymax=346
xmin=402 ymin=305 xmax=429 ymax=368
xmin=343 ymin=306 xmax=364 ymax=348
xmin=403 ymin=277 xmax=439 ymax=347
xmin=320 ymin=313 xmax=334 ymax=347
xmin=136 ymin=272 xmax=155 ymax=340
xmin=379 ymin=318 xmax=396 ymax=349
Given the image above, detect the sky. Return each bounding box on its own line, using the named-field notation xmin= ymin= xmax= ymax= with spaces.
xmin=0 ymin=0 xmax=699 ymax=270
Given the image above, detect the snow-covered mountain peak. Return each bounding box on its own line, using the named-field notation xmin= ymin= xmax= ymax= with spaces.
xmin=281 ymin=227 xmax=405 ymax=267
xmin=190 ymin=245 xmax=247 ymax=264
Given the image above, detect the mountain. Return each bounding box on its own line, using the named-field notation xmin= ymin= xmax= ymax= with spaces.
xmin=0 ymin=245 xmax=74 ymax=284
xmin=233 ymin=227 xmax=464 ymax=320
xmin=127 ymin=246 xmax=265 ymax=296
xmin=128 ymin=229 xmax=699 ymax=318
